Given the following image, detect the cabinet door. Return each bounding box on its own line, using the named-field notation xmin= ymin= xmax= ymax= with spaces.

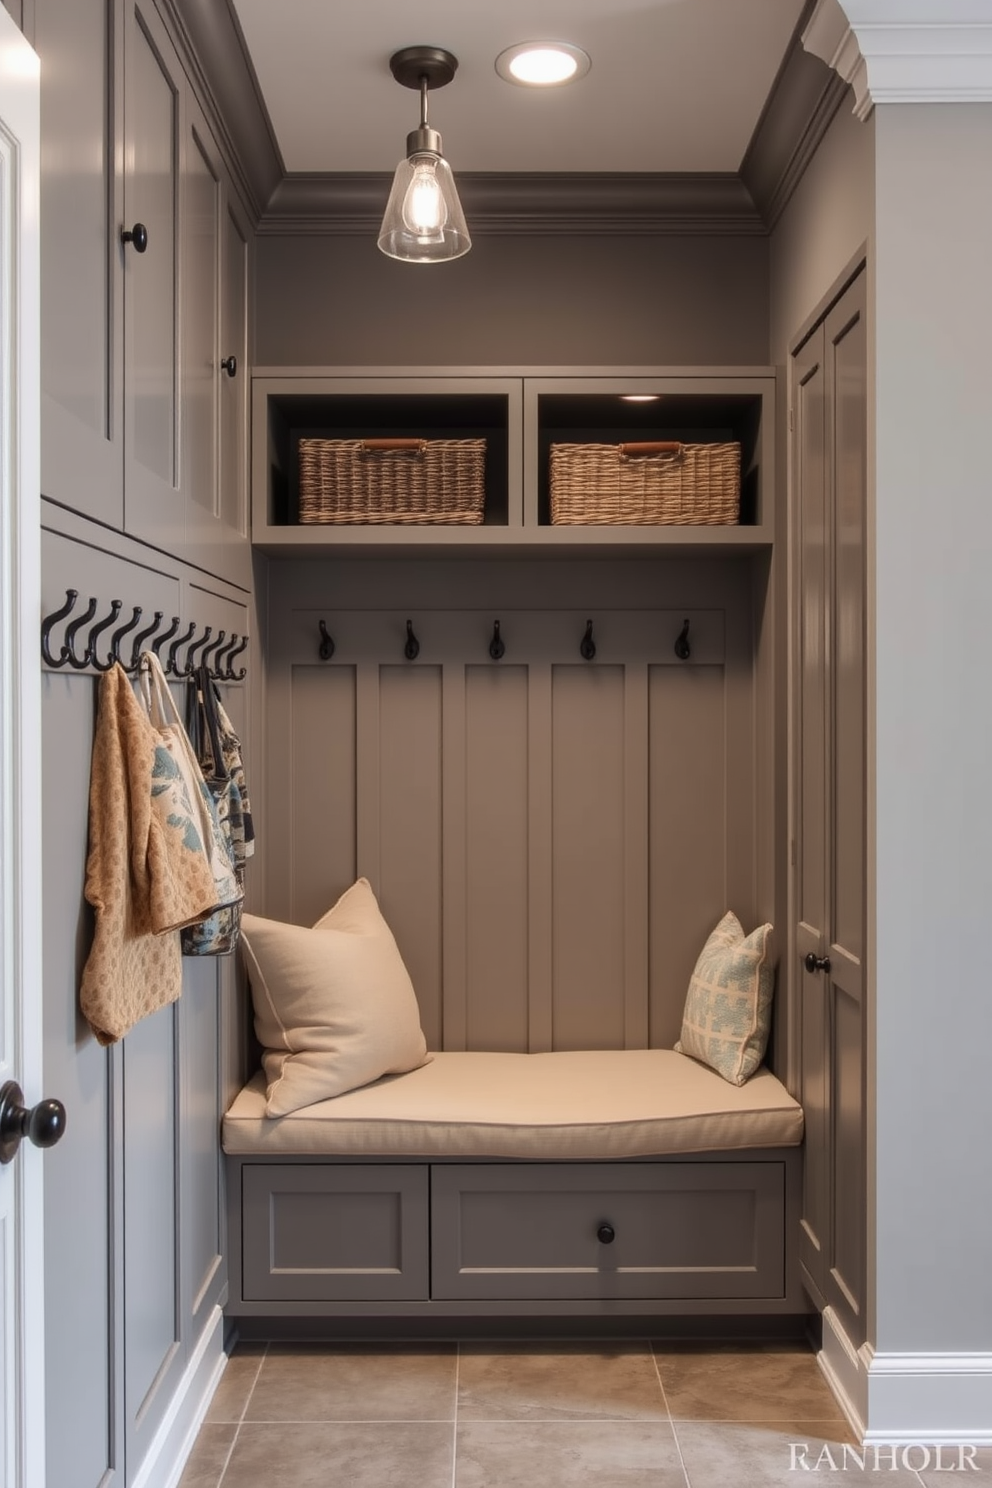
xmin=123 ymin=0 xmax=183 ymax=551
xmin=793 ymin=268 xmax=867 ymax=1348
xmin=37 ymin=0 xmax=124 ymax=526
xmin=183 ymin=97 xmax=250 ymax=586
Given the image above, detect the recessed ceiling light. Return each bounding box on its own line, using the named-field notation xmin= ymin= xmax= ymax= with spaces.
xmin=620 ymin=395 xmax=661 ymax=403
xmin=495 ymin=42 xmax=591 ymax=87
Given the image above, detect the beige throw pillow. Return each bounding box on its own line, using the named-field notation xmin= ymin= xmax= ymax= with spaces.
xmin=674 ymin=911 xmax=775 ymax=1085
xmin=242 ymin=879 xmax=429 ymax=1117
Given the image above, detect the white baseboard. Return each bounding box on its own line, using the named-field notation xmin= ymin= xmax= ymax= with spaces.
xmin=129 ymin=1305 xmax=229 ymax=1488
xmin=817 ymin=1309 xmax=992 ymax=1445
xmin=817 ymin=1306 xmax=869 ymax=1442
xmin=863 ymin=1348 xmax=992 ymax=1445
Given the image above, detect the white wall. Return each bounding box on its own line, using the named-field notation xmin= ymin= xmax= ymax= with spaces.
xmin=872 ymin=101 xmax=992 ymax=1357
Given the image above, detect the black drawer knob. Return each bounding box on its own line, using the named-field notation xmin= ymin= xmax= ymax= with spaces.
xmin=804 ymin=951 xmax=831 ymax=974
xmin=220 ymin=354 xmax=238 ymax=378
xmin=597 ymin=1222 xmax=615 ymax=1245
xmin=121 ymin=222 xmax=148 ymax=253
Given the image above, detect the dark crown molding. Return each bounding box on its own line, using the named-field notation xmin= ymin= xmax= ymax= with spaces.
xmin=171 ymin=0 xmax=846 ymax=238
xmin=261 ymin=172 xmax=765 ymax=237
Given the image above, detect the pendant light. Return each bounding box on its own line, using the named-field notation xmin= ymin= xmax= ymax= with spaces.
xmin=377 ymin=46 xmax=471 ymax=264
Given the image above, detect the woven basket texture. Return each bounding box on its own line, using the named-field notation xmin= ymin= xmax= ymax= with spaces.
xmin=298 ymin=438 xmax=486 ymax=525
xmin=550 ymin=441 xmax=741 ymax=525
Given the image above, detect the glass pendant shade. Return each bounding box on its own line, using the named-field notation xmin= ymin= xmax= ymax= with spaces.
xmin=378 ymin=148 xmax=471 ymax=263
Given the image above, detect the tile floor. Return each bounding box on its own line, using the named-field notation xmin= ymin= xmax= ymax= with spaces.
xmin=180 ymin=1339 xmax=992 ymax=1487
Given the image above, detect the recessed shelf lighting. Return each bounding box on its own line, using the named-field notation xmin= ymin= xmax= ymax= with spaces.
xmin=620 ymin=394 xmax=662 ymax=403
xmin=495 ymin=41 xmax=591 ymax=87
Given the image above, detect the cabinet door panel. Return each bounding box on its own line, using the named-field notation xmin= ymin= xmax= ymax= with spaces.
xmin=220 ymin=198 xmax=249 ymax=542
xmin=793 ymin=268 xmax=867 ymax=1346
xmin=183 ymin=118 xmax=220 ymax=532
xmin=124 ymin=0 xmax=182 ymax=549
xmin=38 ymin=0 xmax=123 ymax=525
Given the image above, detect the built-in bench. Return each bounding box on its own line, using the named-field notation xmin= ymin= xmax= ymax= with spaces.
xmin=223 ymin=1049 xmax=805 ymax=1332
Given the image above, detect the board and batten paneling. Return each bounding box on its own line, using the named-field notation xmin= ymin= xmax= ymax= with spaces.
xmin=266 ymin=599 xmax=755 ymax=1053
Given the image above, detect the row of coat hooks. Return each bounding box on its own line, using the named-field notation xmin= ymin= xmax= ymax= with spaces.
xmin=318 ymin=617 xmax=694 ymax=663
xmin=41 ymin=589 xmax=249 ymax=679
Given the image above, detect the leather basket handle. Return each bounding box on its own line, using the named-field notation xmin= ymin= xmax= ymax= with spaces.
xmin=360 ymin=438 xmax=426 ymax=454
xmin=619 ymin=441 xmax=684 ymax=459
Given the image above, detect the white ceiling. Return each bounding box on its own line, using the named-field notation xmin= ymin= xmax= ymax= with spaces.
xmin=230 ymin=0 xmax=808 ymax=176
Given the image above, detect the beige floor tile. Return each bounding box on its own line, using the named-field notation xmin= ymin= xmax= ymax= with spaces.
xmin=674 ymin=1420 xmax=928 ymax=1488
xmin=653 ymin=1343 xmax=844 ymax=1422
xmin=221 ymin=1421 xmax=454 ymax=1488
xmin=244 ymin=1342 xmax=458 ymax=1422
xmin=203 ymin=1345 xmax=266 ymax=1424
xmin=919 ymin=1445 xmax=992 ymax=1483
xmin=176 ymin=1422 xmax=236 ymax=1488
xmin=457 ymin=1341 xmax=668 ymax=1421
xmin=456 ymin=1419 xmax=687 ymax=1487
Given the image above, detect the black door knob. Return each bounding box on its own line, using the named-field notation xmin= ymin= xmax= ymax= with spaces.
xmin=804 ymin=951 xmax=832 ymax=974
xmin=121 ymin=222 xmax=148 ymax=252
xmin=220 ymin=355 xmax=237 ymax=378
xmin=596 ymin=1222 xmax=615 ymax=1245
xmin=0 ymin=1081 xmax=67 ymax=1165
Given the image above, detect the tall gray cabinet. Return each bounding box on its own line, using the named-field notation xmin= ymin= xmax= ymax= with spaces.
xmin=792 ymin=264 xmax=868 ymax=1352
xmin=32 ymin=0 xmax=253 ymax=1483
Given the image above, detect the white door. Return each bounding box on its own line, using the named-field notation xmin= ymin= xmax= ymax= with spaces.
xmin=0 ymin=12 xmax=48 ymax=1488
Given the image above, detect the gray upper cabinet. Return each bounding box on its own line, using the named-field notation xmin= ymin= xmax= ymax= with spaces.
xmin=38 ymin=0 xmax=124 ymax=526
xmin=123 ymin=0 xmax=183 ymax=550
xmin=38 ymin=0 xmax=250 ymax=588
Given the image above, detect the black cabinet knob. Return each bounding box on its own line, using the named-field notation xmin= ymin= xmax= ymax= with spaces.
xmin=121 ymin=222 xmax=148 ymax=253
xmin=0 ymin=1080 xmax=67 ymax=1164
xmin=804 ymin=951 xmax=832 ymax=974
xmin=220 ymin=355 xmax=237 ymax=378
xmin=596 ymin=1222 xmax=615 ymax=1245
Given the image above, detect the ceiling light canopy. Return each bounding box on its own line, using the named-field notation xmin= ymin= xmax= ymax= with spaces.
xmin=495 ymin=41 xmax=591 ymax=87
xmin=378 ymin=46 xmax=471 ymax=264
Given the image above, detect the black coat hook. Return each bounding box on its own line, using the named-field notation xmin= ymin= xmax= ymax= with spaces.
xmin=404 ymin=620 xmax=420 ymax=661
xmin=212 ymin=633 xmax=239 ymax=678
xmin=580 ymin=619 xmax=596 ymax=661
xmin=224 ymin=634 xmax=248 ymax=680
xmin=40 ymin=589 xmax=78 ymax=668
xmin=201 ymin=631 xmax=230 ymax=677
xmin=318 ymin=619 xmax=335 ymax=661
xmin=150 ymin=615 xmax=181 ymax=658
xmin=107 ymin=605 xmax=143 ymax=668
xmin=674 ymin=618 xmax=691 ymax=660
xmin=165 ymin=620 xmax=197 ymax=676
xmin=489 ymin=619 xmax=505 ymax=661
xmin=63 ymin=596 xmax=99 ymax=668
xmin=88 ymin=601 xmax=124 ymax=672
xmin=183 ymin=627 xmax=212 ymax=676
xmin=128 ymin=611 xmax=164 ymax=670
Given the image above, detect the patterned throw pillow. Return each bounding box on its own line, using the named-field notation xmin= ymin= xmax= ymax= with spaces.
xmin=674 ymin=912 xmax=775 ymax=1085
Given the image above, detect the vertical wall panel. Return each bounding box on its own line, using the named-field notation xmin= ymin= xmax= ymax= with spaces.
xmin=551 ymin=666 xmax=626 ymax=1049
xmin=182 ymin=961 xmax=222 ymax=1328
xmin=464 ymin=666 xmax=530 ymax=1051
xmin=288 ymin=665 xmax=357 ymax=926
xmin=648 ymin=665 xmax=728 ymax=1048
xmin=123 ymin=1001 xmax=180 ymax=1457
xmin=378 ymin=666 xmax=443 ymax=1051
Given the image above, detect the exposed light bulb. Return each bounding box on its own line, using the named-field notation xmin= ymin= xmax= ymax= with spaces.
xmin=402 ymin=156 xmax=447 ymax=239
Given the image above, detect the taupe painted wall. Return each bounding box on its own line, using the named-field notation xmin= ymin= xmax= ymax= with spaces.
xmin=253 ymin=232 xmax=769 ymax=367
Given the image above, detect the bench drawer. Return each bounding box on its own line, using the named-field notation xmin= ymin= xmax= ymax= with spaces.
xmin=431 ymin=1162 xmax=785 ymax=1301
xmin=242 ymin=1164 xmax=429 ymax=1301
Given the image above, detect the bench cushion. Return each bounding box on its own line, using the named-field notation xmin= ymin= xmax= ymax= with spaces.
xmin=222 ymin=1049 xmax=803 ymax=1161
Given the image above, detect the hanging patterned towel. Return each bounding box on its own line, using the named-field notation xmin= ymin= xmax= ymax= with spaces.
xmin=79 ymin=661 xmax=226 ymax=1045
xmin=137 ymin=650 xmax=243 ymax=925
xmin=180 ymin=663 xmax=251 ymax=955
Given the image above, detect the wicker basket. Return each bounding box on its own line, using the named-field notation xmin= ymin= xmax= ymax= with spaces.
xmin=297 ymin=437 xmax=486 ymax=525
xmin=549 ymin=440 xmax=741 ymax=526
